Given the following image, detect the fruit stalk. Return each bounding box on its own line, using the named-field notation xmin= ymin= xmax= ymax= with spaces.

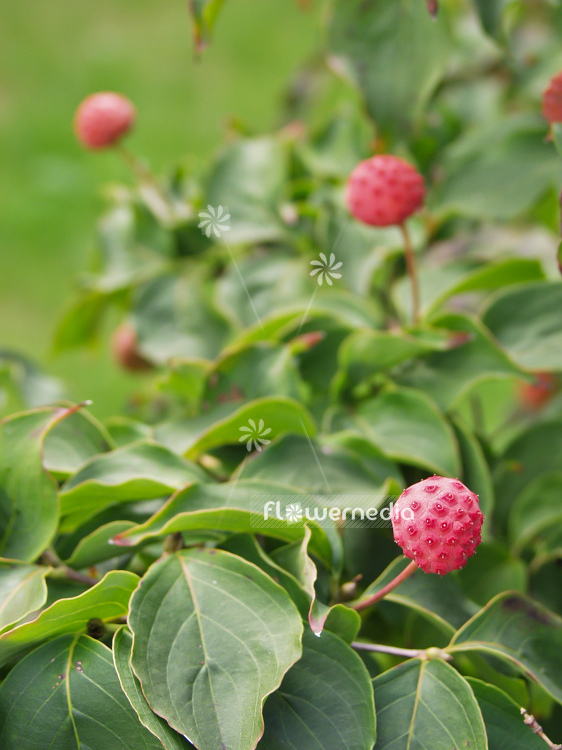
xmin=350 ymin=560 xmax=418 ymax=611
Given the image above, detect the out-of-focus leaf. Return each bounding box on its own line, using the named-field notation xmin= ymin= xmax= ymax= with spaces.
xmin=206 ymin=137 xmax=287 ymax=244
xmin=328 ymin=0 xmax=451 ymax=139
xmin=355 ymin=387 xmax=460 ymax=476
xmin=483 ymin=281 xmax=562 ymax=370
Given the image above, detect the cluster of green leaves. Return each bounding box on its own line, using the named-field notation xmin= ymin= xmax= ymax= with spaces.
xmin=2 ymin=0 xmax=562 ymax=748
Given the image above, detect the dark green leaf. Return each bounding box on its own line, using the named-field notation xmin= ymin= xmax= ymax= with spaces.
xmin=372 ymin=657 xmax=487 ymax=749
xmin=449 ymin=592 xmax=562 ymax=703
xmin=259 ymin=629 xmax=376 ymax=750
xmin=0 ymin=634 xmax=163 ymax=749
xmin=129 ymin=548 xmax=303 ymax=750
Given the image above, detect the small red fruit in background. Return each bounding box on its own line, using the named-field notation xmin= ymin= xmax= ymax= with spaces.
xmin=112 ymin=324 xmax=153 ymax=372
xmin=391 ymin=476 xmax=484 ymax=575
xmin=346 ymin=155 xmax=425 ymax=227
xmin=74 ymin=92 xmax=135 ymax=150
xmin=518 ymin=372 xmax=557 ymax=411
xmin=542 ymin=72 xmax=562 ymax=124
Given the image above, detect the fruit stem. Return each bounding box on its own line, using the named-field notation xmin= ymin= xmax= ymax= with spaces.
xmin=350 ymin=560 xmax=418 ymax=612
xmin=400 ymin=222 xmax=420 ymax=325
xmin=351 ymin=642 xmax=451 ymax=661
xmin=116 ymin=145 xmax=174 ymax=221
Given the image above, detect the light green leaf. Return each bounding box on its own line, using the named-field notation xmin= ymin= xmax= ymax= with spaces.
xmin=259 ymin=629 xmax=376 ymax=750
xmin=449 ymin=592 xmax=562 ymax=703
xmin=206 ymin=137 xmax=287 ymax=244
xmin=355 ymin=387 xmax=460 ymax=476
xmin=0 ymin=562 xmax=50 ymax=633
xmin=60 ymin=441 xmax=207 ymax=530
xmin=43 ymin=407 xmax=114 ymax=480
xmin=114 ymin=628 xmax=193 ymax=750
xmin=112 ymin=480 xmax=341 ymax=573
xmin=0 ymin=634 xmax=163 ymax=749
xmin=483 ymin=282 xmax=562 ymax=370
xmin=0 ymin=408 xmax=64 ymax=562
xmin=129 ymin=548 xmax=303 ymax=750
xmin=328 ymin=0 xmax=451 ymax=139
xmin=184 ymin=396 xmax=316 ymax=459
xmin=372 ymin=657 xmax=487 ymax=749
xmin=0 ymin=570 xmax=138 ymax=667
xmin=189 ymin=0 xmax=226 ymax=51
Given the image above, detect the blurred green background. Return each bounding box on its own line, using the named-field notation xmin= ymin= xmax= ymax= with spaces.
xmin=0 ymin=0 xmax=322 ymax=418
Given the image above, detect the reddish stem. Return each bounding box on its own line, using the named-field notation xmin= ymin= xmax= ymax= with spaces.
xmin=351 ymin=560 xmax=418 ymax=612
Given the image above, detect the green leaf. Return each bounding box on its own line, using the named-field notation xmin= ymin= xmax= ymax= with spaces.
xmin=483 ymin=281 xmax=562 ymax=370
xmin=467 ymin=678 xmax=546 ymax=749
xmin=451 ymin=417 xmax=494 ymax=519
xmin=509 ymin=473 xmax=562 ymax=554
xmin=60 ymin=441 xmax=207 ymax=530
xmin=0 ymin=570 xmax=138 ymax=667
xmin=357 ymin=557 xmax=478 ymax=635
xmin=205 ymin=137 xmax=287 ymax=244
xmin=334 ymin=328 xmax=453 ymax=397
xmin=426 ymin=257 xmax=546 ymax=315
xmin=0 ymin=408 xmax=63 ymax=561
xmin=449 ymin=592 xmax=562 ymax=703
xmin=105 ymin=417 xmax=153 ymax=448
xmin=189 ymin=0 xmax=226 ymax=52
xmin=183 ymin=396 xmax=316 ymax=459
xmin=114 ymin=628 xmax=193 ymax=750
xmin=112 ymin=480 xmax=342 ymax=573
xmin=128 ymin=548 xmax=303 ymax=750
xmin=355 ymin=387 xmax=460 ymax=476
xmin=494 ymin=421 xmax=562 ymax=533
xmin=133 ymin=273 xmax=231 ymax=364
xmin=328 ymin=0 xmax=451 ymax=139
xmin=395 ymin=313 xmax=523 ymax=411
xmin=372 ymin=657 xmax=487 ymax=749
xmin=259 ymin=629 xmax=376 ymax=750
xmin=456 ymin=543 xmax=527 ymax=607
xmin=0 ymin=634 xmax=164 ymax=749
xmin=436 ymin=120 xmax=560 ymax=221
xmin=239 ymin=434 xmax=399 ymax=495
xmin=43 ymin=407 xmax=114 ymax=480
xmin=473 ymin=0 xmax=517 ymax=37
xmin=0 ymin=562 xmax=49 ymax=633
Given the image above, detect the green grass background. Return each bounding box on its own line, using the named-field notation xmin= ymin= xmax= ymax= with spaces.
xmin=0 ymin=0 xmax=322 ymax=418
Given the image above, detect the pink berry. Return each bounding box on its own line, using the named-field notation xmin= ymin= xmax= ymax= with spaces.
xmin=391 ymin=476 xmax=484 ymax=575
xmin=74 ymin=92 xmax=135 ymax=149
xmin=542 ymin=73 xmax=562 ymax=124
xmin=345 ymin=155 xmax=425 ymax=227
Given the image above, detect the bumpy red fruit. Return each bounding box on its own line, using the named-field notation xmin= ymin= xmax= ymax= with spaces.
xmin=542 ymin=72 xmax=562 ymax=124
xmin=74 ymin=92 xmax=135 ymax=149
xmin=346 ymin=155 xmax=425 ymax=227
xmin=391 ymin=476 xmax=484 ymax=575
